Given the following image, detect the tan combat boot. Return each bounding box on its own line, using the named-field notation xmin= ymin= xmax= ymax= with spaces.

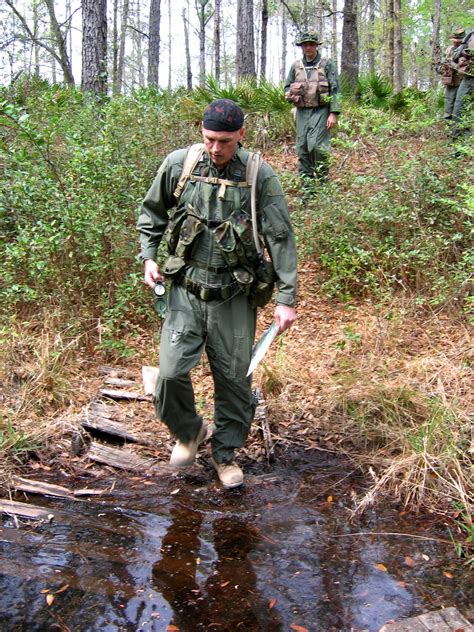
xmin=212 ymin=458 xmax=244 ymax=488
xmin=169 ymin=422 xmax=207 ymax=467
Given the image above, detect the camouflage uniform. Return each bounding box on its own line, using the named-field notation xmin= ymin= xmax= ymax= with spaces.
xmin=452 ymin=30 xmax=474 ymax=139
xmin=137 ymin=145 xmax=297 ymax=463
xmin=285 ymin=33 xmax=341 ymax=181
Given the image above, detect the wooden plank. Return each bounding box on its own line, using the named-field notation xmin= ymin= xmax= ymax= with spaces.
xmin=379 ymin=619 xmax=428 ymax=631
xmin=13 ymin=477 xmax=75 ymax=500
xmin=104 ymin=377 xmax=137 ymax=387
xmin=418 ymin=611 xmax=452 ymax=631
xmin=439 ymin=607 xmax=474 ymax=630
xmin=81 ymin=413 xmax=149 ymax=444
xmin=0 ymin=500 xmax=54 ymax=521
xmin=99 ymin=388 xmax=149 ymax=401
xmin=87 ymin=441 xmax=156 ymax=471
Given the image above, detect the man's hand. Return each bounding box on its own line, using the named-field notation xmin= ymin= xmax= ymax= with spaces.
xmin=327 ymin=113 xmax=337 ymax=130
xmin=275 ymin=305 xmax=297 ymax=334
xmin=144 ymin=259 xmax=161 ymax=289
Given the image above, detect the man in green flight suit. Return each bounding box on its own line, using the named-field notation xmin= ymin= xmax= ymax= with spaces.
xmin=137 ymin=99 xmax=297 ymax=489
xmin=284 ymin=31 xmax=341 ymax=182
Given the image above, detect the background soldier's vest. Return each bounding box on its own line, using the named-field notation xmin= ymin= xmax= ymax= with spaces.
xmin=290 ymin=58 xmax=329 ymax=107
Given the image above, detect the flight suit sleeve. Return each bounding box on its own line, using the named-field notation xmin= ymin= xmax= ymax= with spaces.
xmin=258 ymin=168 xmax=298 ymax=307
xmin=136 ymin=150 xmax=185 ymax=261
xmin=326 ymin=59 xmax=342 ymax=114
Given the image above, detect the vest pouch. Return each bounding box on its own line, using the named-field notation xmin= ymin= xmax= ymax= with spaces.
xmin=163 ymin=206 xmax=188 ymax=254
xmin=175 ymin=214 xmax=204 ymax=259
xmin=232 ymin=266 xmax=254 ymax=296
xmin=248 ymin=257 xmax=275 ymax=308
xmin=318 ymin=77 xmax=330 ymax=104
xmin=214 ymin=221 xmax=240 ymax=267
xmin=163 ymin=255 xmax=186 ymax=280
xmin=441 ymin=74 xmax=454 ymax=85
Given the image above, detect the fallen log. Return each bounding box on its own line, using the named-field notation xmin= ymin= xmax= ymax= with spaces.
xmin=87 ymin=442 xmax=156 ymax=471
xmin=0 ymin=499 xmax=54 ymax=521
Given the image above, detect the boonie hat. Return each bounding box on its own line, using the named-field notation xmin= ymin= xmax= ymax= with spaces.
xmin=202 ymin=99 xmax=244 ymax=132
xmin=450 ymin=27 xmax=466 ymax=39
xmin=295 ymin=31 xmax=322 ymax=46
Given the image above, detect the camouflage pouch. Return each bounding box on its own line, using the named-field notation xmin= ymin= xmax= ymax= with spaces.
xmin=162 ymin=255 xmax=186 ymax=280
xmin=214 ymin=221 xmax=240 ymax=267
xmin=175 ymin=214 xmax=204 ymax=259
xmin=163 ymin=206 xmax=188 ymax=253
xmin=248 ymin=256 xmax=275 ymax=308
xmin=232 ymin=266 xmax=254 ymax=296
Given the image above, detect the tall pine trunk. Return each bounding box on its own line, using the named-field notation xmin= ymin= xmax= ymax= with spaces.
xmin=392 ymin=0 xmax=403 ymax=92
xmin=81 ymin=0 xmax=107 ymax=94
xmin=260 ymin=0 xmax=268 ymax=80
xmin=341 ymin=0 xmax=359 ymax=97
xmin=236 ymin=0 xmax=256 ymax=80
xmin=148 ymin=0 xmax=161 ymax=86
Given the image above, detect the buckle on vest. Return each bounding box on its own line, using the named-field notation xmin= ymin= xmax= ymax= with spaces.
xmin=199 ymin=287 xmax=210 ymax=301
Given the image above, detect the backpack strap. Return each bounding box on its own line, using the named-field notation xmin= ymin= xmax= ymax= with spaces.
xmin=173 ymin=143 xmax=206 ymax=202
xmin=246 ymin=151 xmax=263 ymax=254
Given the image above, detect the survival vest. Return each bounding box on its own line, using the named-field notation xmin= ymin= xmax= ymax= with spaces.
xmin=162 ymin=144 xmax=275 ymax=308
xmin=289 ymin=58 xmax=330 ymax=108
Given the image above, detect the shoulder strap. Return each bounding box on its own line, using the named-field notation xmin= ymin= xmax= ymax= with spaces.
xmin=246 ymin=151 xmax=263 ymax=254
xmin=173 ymin=143 xmax=205 ymax=202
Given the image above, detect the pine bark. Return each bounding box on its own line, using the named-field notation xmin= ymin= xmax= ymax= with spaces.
xmin=341 ymin=0 xmax=359 ymax=97
xmin=148 ymin=0 xmax=161 ymax=86
xmin=236 ymin=0 xmax=256 ymax=80
xmin=260 ymin=0 xmax=268 ymax=80
xmin=81 ymin=0 xmax=107 ymax=94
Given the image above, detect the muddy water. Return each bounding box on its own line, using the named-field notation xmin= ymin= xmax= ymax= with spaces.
xmin=0 ymin=451 xmax=471 ymax=632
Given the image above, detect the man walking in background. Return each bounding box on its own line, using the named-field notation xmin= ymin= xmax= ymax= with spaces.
xmin=137 ymin=99 xmax=297 ymax=489
xmin=285 ymin=32 xmax=341 ymax=183
xmin=436 ymin=27 xmax=465 ymax=120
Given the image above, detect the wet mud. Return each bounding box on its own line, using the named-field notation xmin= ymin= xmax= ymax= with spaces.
xmin=0 ymin=450 xmax=472 ymax=631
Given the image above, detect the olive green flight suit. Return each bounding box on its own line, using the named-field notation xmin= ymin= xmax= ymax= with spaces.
xmin=137 ymin=146 xmax=297 ymax=463
xmin=285 ymin=52 xmax=341 ymax=180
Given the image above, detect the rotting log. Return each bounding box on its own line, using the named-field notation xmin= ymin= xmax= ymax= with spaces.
xmin=0 ymin=499 xmax=54 ymax=521
xmin=379 ymin=607 xmax=474 ymax=631
xmin=104 ymin=377 xmax=137 ymax=387
xmin=13 ymin=477 xmax=75 ymax=500
xmin=99 ymin=388 xmax=149 ymax=401
xmin=81 ymin=410 xmax=153 ymax=445
xmin=87 ymin=442 xmax=156 ymax=471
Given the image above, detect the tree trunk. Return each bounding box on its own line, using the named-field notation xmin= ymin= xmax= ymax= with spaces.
xmin=331 ymin=0 xmax=338 ymax=67
xmin=341 ymin=0 xmax=359 ymax=97
xmin=136 ymin=0 xmax=145 ymax=87
xmin=148 ymin=0 xmax=161 ymax=86
xmin=112 ymin=0 xmax=119 ymax=93
xmin=260 ymin=0 xmax=268 ymax=80
xmin=280 ymin=2 xmax=287 ymax=82
xmin=116 ymin=0 xmax=129 ymax=93
xmin=168 ymin=0 xmax=172 ymax=89
xmin=214 ymin=0 xmax=221 ymax=80
xmin=236 ymin=0 xmax=256 ymax=80
xmin=392 ymin=0 xmax=403 ymax=92
xmin=367 ymin=0 xmax=375 ymax=73
xmin=81 ymin=0 xmax=107 ymax=94
xmin=183 ymin=4 xmax=192 ymax=90
xmin=195 ymin=0 xmax=213 ymax=87
xmin=45 ymin=0 xmax=75 ymax=85
xmin=383 ymin=0 xmax=394 ymax=81
xmin=430 ymin=0 xmax=441 ymax=87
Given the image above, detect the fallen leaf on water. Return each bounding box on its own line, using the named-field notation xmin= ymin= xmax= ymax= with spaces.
xmin=404 ymin=556 xmax=415 ymax=567
xmin=166 ymin=626 xmax=180 ymax=632
xmin=422 ymin=554 xmax=430 ymax=561
xmin=221 ymin=581 xmax=230 ymax=587
xmin=46 ymin=594 xmax=55 ymax=606
xmin=375 ymin=563 xmax=388 ymax=572
xmin=290 ymin=625 xmax=309 ymax=632
xmin=170 ymin=489 xmax=180 ymax=495
xmin=55 ymin=584 xmax=70 ymax=594
xmin=269 ymin=598 xmax=277 ymax=609
xmin=443 ymin=571 xmax=453 ymax=579
xmin=40 ymin=589 xmax=50 ymax=594
xmin=326 ymin=495 xmax=333 ymax=503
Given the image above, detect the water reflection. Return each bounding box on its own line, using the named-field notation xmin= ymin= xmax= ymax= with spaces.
xmin=152 ymin=506 xmax=282 ymax=631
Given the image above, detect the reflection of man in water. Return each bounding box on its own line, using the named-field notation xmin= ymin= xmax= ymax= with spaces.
xmin=152 ymin=508 xmax=282 ymax=631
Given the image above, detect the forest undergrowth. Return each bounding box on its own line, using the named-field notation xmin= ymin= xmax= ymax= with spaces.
xmin=0 ymin=78 xmax=472 ymax=562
